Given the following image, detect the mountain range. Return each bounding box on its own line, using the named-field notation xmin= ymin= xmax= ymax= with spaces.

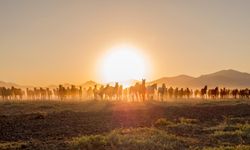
xmin=0 ymin=69 xmax=250 ymax=89
xmin=150 ymin=69 xmax=250 ymax=88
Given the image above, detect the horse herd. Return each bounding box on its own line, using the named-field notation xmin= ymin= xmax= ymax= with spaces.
xmin=0 ymin=79 xmax=249 ymax=101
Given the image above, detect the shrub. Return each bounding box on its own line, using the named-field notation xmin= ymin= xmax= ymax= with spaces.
xmin=0 ymin=142 xmax=27 ymax=150
xmin=179 ymin=117 xmax=199 ymax=124
xmin=154 ymin=118 xmax=173 ymax=128
xmin=71 ymin=135 xmax=107 ymax=150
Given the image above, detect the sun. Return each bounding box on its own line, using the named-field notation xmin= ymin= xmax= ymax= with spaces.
xmin=100 ymin=44 xmax=147 ymax=86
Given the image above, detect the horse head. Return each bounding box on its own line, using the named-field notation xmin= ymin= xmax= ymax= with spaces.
xmin=142 ymin=79 xmax=146 ymax=85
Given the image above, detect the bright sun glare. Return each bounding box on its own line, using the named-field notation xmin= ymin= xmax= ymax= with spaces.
xmin=100 ymin=44 xmax=147 ymax=86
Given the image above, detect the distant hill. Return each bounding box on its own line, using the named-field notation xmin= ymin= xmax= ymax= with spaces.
xmin=0 ymin=81 xmax=20 ymax=88
xmin=80 ymin=80 xmax=101 ymax=88
xmin=107 ymin=79 xmax=140 ymax=88
xmin=47 ymin=81 xmax=101 ymax=89
xmin=0 ymin=81 xmax=33 ymax=89
xmin=151 ymin=69 xmax=250 ymax=88
xmin=150 ymin=75 xmax=195 ymax=87
xmin=0 ymin=80 xmax=101 ymax=89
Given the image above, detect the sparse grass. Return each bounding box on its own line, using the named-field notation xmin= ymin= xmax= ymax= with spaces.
xmin=239 ymin=124 xmax=250 ymax=144
xmin=167 ymin=123 xmax=203 ymax=136
xmin=0 ymin=141 xmax=27 ymax=150
xmin=203 ymin=145 xmax=250 ymax=150
xmin=209 ymin=119 xmax=250 ymax=145
xmin=154 ymin=118 xmax=173 ymax=127
xmin=71 ymin=135 xmax=107 ymax=150
xmin=212 ymin=130 xmax=243 ymax=144
xmin=179 ymin=117 xmax=199 ymax=124
xmin=154 ymin=117 xmax=203 ymax=136
xmin=71 ymin=127 xmax=190 ymax=150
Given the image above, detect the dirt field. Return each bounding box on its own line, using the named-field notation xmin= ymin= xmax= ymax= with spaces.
xmin=0 ymin=99 xmax=250 ymax=149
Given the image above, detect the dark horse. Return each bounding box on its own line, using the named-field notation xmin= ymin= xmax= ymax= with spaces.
xmin=130 ymin=79 xmax=146 ymax=101
xmin=200 ymin=85 xmax=207 ymax=98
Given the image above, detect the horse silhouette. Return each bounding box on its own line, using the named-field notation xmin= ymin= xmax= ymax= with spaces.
xmin=146 ymin=83 xmax=157 ymax=100
xmin=158 ymin=83 xmax=167 ymax=101
xmin=200 ymin=86 xmax=208 ymax=98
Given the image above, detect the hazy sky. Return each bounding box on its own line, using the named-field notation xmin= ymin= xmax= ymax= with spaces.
xmin=0 ymin=0 xmax=250 ymax=86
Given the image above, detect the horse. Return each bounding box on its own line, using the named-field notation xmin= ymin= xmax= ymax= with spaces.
xmin=11 ymin=87 xmax=24 ymax=100
xmin=140 ymin=79 xmax=146 ymax=101
xmin=93 ymin=85 xmax=99 ymax=100
xmin=208 ymin=87 xmax=219 ymax=99
xmin=102 ymin=84 xmax=118 ymax=100
xmin=134 ymin=79 xmax=146 ymax=101
xmin=0 ymin=87 xmax=11 ymax=100
xmin=117 ymin=85 xmax=123 ymax=100
xmin=129 ymin=85 xmax=137 ymax=101
xmin=200 ymin=85 xmax=208 ymax=99
xmin=194 ymin=89 xmax=200 ymax=98
xmin=27 ymin=88 xmax=35 ymax=100
xmin=58 ymin=85 xmax=67 ymax=100
xmin=178 ymin=88 xmax=184 ymax=98
xmin=158 ymin=83 xmax=167 ymax=101
xmin=220 ymin=88 xmax=230 ymax=99
xmin=0 ymin=87 xmax=3 ymax=100
xmin=231 ymin=89 xmax=239 ymax=99
xmin=184 ymin=88 xmax=192 ymax=98
xmin=123 ymin=88 xmax=129 ymax=101
xmin=96 ymin=85 xmax=105 ymax=100
xmin=174 ymin=88 xmax=179 ymax=98
xmin=168 ymin=87 xmax=174 ymax=98
xmin=146 ymin=83 xmax=157 ymax=100
xmin=239 ymin=88 xmax=249 ymax=99
xmin=46 ymin=88 xmax=53 ymax=100
xmin=86 ymin=87 xmax=93 ymax=99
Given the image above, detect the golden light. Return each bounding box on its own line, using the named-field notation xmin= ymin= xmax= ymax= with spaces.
xmin=100 ymin=44 xmax=147 ymax=86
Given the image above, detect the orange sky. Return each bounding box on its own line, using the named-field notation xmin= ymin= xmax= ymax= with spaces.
xmin=0 ymin=0 xmax=250 ymax=86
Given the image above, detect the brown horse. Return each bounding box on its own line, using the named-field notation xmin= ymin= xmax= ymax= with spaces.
xmin=200 ymin=85 xmax=208 ymax=99
xmin=146 ymin=83 xmax=157 ymax=100
xmin=158 ymin=83 xmax=167 ymax=101
xmin=208 ymin=87 xmax=219 ymax=99
xmin=101 ymin=83 xmax=121 ymax=100
xmin=128 ymin=79 xmax=146 ymax=101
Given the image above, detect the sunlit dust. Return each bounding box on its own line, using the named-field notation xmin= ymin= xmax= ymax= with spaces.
xmin=100 ymin=44 xmax=147 ymax=86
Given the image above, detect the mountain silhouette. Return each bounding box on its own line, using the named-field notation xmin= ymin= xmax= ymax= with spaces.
xmin=47 ymin=81 xmax=100 ymax=89
xmin=80 ymin=80 xmax=100 ymax=88
xmin=151 ymin=69 xmax=250 ymax=88
xmin=150 ymin=75 xmax=194 ymax=87
xmin=0 ymin=81 xmax=21 ymax=88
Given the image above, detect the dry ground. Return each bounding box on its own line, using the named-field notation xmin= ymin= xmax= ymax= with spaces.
xmin=0 ymin=99 xmax=249 ymax=149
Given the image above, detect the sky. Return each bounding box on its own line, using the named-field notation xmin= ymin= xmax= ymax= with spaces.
xmin=0 ymin=0 xmax=250 ymax=86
